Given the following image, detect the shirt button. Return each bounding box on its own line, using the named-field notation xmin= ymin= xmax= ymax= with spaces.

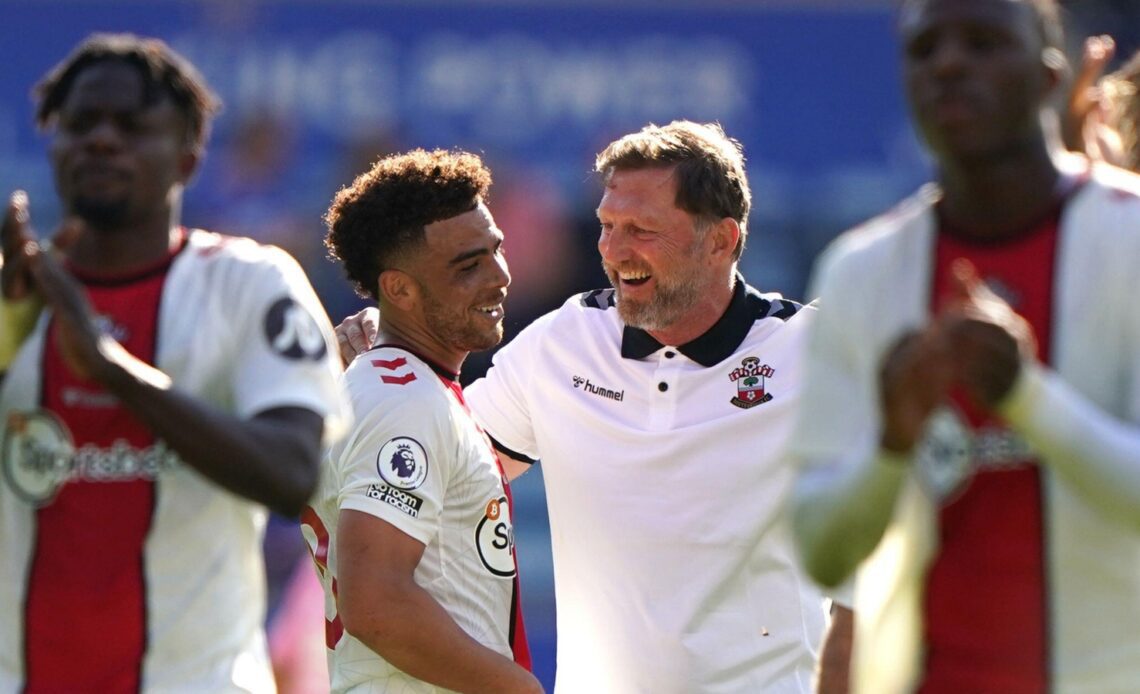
xmin=658 ymin=382 xmax=669 ymax=392
xmin=664 ymin=351 xmax=676 ymax=359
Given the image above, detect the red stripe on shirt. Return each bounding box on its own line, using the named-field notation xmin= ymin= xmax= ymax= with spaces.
xmin=919 ymin=209 xmax=1059 ymax=692
xmin=444 ymin=378 xmax=533 ymax=671
xmin=25 ymin=256 xmax=175 ymax=692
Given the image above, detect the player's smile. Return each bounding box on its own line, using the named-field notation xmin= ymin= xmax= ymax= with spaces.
xmin=471 ymin=300 xmax=505 ymax=322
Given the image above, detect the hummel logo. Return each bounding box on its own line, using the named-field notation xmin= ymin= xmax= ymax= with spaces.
xmin=572 ymin=375 xmax=624 ymax=402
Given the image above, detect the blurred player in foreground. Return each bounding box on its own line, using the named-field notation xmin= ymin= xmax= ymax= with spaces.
xmin=790 ymin=0 xmax=1140 ymax=690
xmin=0 ymin=33 xmax=346 ymax=691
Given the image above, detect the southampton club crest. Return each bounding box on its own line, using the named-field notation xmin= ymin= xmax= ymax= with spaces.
xmin=729 ymin=356 xmax=775 ymax=409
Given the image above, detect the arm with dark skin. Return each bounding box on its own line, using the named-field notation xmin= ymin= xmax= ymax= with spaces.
xmin=793 ymin=320 xmax=954 ymax=588
xmin=1 ymin=192 xmax=50 ymax=380
xmin=816 ymin=603 xmax=854 ymax=694
xmin=337 ymin=509 xmax=543 ymax=693
xmin=942 ymin=261 xmax=1140 ymax=529
xmin=17 ymin=208 xmax=323 ymax=517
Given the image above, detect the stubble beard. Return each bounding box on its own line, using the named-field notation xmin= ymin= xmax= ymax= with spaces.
xmin=606 ymin=237 xmax=706 ymax=332
xmin=613 ymin=277 xmax=702 ymax=332
xmin=421 ymin=290 xmax=503 ymax=354
xmin=71 ymin=195 xmax=131 ymax=232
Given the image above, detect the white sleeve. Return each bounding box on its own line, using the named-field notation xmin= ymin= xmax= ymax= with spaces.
xmin=336 ymin=385 xmax=454 ymax=546
xmin=465 ymin=315 xmax=549 ymax=461
xmin=788 ymin=246 xmax=913 ymax=588
xmin=1000 ymin=362 xmax=1140 ymax=531
xmin=228 ymin=246 xmax=349 ymax=443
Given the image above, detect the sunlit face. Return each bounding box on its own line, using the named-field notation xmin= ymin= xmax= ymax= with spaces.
xmin=49 ymin=60 xmax=193 ymax=232
xmin=900 ymin=0 xmax=1056 ymax=164
xmin=411 ymin=202 xmax=511 ymax=355
xmin=596 ymin=166 xmax=713 ymax=332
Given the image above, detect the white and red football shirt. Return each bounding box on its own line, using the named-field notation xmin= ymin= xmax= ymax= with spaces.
xmin=917 ymin=203 xmax=1062 ymax=692
xmin=304 ymin=345 xmax=529 ymax=693
xmin=0 ymin=229 xmax=347 ymax=693
xmin=791 ymin=163 xmax=1140 ymax=692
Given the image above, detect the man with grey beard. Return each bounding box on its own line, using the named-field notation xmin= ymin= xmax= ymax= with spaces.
xmin=338 ymin=120 xmax=852 ymax=693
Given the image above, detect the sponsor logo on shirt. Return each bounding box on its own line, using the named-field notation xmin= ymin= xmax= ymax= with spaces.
xmin=571 ymin=375 xmax=624 ymax=402
xmin=367 ymin=483 xmax=424 ymax=518
xmin=1 ymin=409 xmax=180 ymax=506
xmin=475 ymin=496 xmax=516 ymax=577
xmin=376 ymin=436 xmax=429 ymax=490
xmin=264 ymin=296 xmax=327 ymax=361
xmin=915 ymin=406 xmax=1037 ymax=502
xmin=728 ymin=356 xmax=774 ymax=409
xmin=61 ymin=387 xmax=119 ymax=409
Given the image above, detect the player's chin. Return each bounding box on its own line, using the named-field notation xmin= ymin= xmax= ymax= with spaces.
xmin=463 ymin=325 xmax=504 ymax=353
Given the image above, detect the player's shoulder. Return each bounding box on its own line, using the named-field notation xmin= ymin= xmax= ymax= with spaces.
xmin=1080 ymin=161 xmax=1140 ymax=208
xmin=563 ymin=287 xmax=623 ymax=330
xmin=830 ymin=185 xmax=937 ymax=259
xmin=176 ymin=229 xmax=319 ymax=311
xmin=810 ymin=186 xmax=937 ymax=301
xmin=1061 ymin=162 xmax=1140 ymax=255
xmin=743 ymin=285 xmax=811 ymax=325
xmin=575 ymin=287 xmax=618 ymax=312
xmin=738 ymin=286 xmax=815 ymax=356
xmin=504 ymin=289 xmax=620 ymax=351
xmin=344 ymin=347 xmax=448 ymax=401
xmin=182 ymin=228 xmax=302 ymax=273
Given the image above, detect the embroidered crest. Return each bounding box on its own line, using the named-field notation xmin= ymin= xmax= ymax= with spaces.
xmin=728 ymin=356 xmax=774 ymax=409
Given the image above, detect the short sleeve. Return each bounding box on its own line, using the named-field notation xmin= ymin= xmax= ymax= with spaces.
xmin=335 ymin=379 xmax=454 ymax=545
xmin=465 ymin=314 xmax=552 ymax=461
xmin=227 ymin=246 xmax=349 ymax=444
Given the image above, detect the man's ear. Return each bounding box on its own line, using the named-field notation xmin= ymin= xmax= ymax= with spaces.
xmin=379 ymin=269 xmax=419 ymax=312
xmin=178 ymin=147 xmax=201 ymax=184
xmin=709 ymin=217 xmax=741 ymax=260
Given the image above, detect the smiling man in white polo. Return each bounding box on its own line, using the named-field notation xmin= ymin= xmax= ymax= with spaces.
xmin=337 ymin=121 xmax=851 ymax=692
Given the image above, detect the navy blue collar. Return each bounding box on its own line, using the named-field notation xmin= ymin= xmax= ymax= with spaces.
xmin=620 ymin=274 xmax=801 ymax=367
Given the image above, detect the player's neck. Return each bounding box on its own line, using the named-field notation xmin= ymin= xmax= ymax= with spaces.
xmin=375 ymin=319 xmax=466 ymax=376
xmin=66 ymin=207 xmax=183 ymax=276
xmin=936 ymin=142 xmax=1062 ymax=240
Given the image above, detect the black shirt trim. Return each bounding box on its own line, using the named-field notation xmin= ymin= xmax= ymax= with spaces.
xmin=620 ymin=273 xmax=802 ymax=367
xmin=490 ymin=436 xmax=537 ymax=466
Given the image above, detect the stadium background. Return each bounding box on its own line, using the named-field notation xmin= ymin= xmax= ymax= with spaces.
xmin=2 ymin=1 xmax=1135 ymax=689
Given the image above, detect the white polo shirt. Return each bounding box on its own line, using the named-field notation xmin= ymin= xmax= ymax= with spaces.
xmin=466 ymin=277 xmax=827 ymax=693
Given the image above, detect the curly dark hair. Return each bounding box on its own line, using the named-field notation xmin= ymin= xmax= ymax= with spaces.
xmin=595 ymin=120 xmax=751 ymax=260
xmin=325 ymin=149 xmax=493 ymax=301
xmin=34 ymin=32 xmax=221 ymax=154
